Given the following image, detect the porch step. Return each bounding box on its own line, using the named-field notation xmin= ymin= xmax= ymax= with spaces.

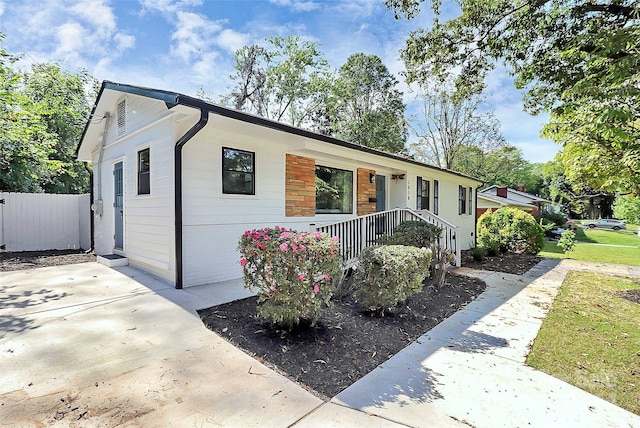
xmin=97 ymin=254 xmax=129 ymax=268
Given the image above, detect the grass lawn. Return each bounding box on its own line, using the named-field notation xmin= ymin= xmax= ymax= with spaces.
xmin=527 ymin=271 xmax=640 ymax=415
xmin=574 ymin=224 xmax=640 ymax=247
xmin=540 ymin=241 xmax=640 ymax=266
xmin=541 ymin=224 xmax=640 ymax=266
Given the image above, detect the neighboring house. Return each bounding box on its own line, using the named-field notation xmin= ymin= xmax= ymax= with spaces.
xmin=76 ymin=81 xmax=482 ymax=289
xmin=477 ymin=185 xmax=551 ymax=217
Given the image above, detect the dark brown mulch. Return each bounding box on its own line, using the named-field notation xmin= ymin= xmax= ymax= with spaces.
xmin=461 ymin=250 xmax=542 ymax=275
xmin=616 ymin=289 xmax=640 ymax=305
xmin=198 ymin=273 xmax=486 ymax=400
xmin=0 ymin=250 xmax=95 ymax=272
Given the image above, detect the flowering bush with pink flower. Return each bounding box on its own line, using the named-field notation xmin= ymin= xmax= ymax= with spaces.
xmin=238 ymin=226 xmax=342 ymax=329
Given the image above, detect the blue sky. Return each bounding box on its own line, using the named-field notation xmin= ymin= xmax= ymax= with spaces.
xmin=0 ymin=0 xmax=558 ymax=163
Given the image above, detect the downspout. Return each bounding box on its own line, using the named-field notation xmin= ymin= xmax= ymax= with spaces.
xmin=174 ymin=107 xmax=209 ymax=289
xmin=84 ymin=163 xmax=95 ymax=252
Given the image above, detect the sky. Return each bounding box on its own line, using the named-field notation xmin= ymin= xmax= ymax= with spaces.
xmin=0 ymin=0 xmax=559 ymax=163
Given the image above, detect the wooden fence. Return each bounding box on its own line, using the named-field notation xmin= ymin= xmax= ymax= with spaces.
xmin=0 ymin=192 xmax=91 ymax=252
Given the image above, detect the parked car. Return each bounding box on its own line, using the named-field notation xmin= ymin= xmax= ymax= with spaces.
xmin=546 ymin=227 xmax=566 ymax=239
xmin=583 ymin=219 xmax=626 ymax=231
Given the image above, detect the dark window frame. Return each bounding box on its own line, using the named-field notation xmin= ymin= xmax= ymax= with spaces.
xmin=137 ymin=147 xmax=150 ymax=195
xmin=417 ymin=176 xmax=430 ymax=211
xmin=459 ymin=185 xmax=467 ymax=215
xmin=315 ymin=165 xmax=353 ymax=214
xmin=222 ymin=147 xmax=255 ymax=195
xmin=433 ymin=180 xmax=439 ymax=215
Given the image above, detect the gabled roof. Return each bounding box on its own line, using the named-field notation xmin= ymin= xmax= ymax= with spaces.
xmin=477 ymin=193 xmax=535 ymax=209
xmin=479 ymin=185 xmax=551 ymax=204
xmin=76 ymin=81 xmax=482 ymax=184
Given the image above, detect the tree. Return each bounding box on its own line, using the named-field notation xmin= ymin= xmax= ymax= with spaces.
xmin=224 ymin=35 xmax=332 ymax=128
xmin=386 ymin=0 xmax=640 ymax=194
xmin=408 ymin=88 xmax=504 ymax=169
xmin=541 ymin=159 xmax=614 ymax=218
xmin=329 ymin=53 xmax=408 ymax=153
xmin=0 ymin=36 xmax=95 ymax=193
xmin=453 ymin=144 xmax=543 ymax=194
xmin=613 ymin=195 xmax=640 ymax=225
xmin=22 ymin=63 xmax=96 ymax=193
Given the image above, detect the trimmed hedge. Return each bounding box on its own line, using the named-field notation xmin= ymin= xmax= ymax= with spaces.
xmin=477 ymin=207 xmax=545 ymax=254
xmin=354 ymin=245 xmax=432 ymax=315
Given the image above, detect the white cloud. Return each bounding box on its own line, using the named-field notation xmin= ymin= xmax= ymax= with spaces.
xmin=0 ymin=2 xmax=5 ymax=17
xmin=138 ymin=0 xmax=203 ymax=15
xmin=114 ymin=33 xmax=136 ymax=51
xmin=170 ymin=11 xmax=223 ymax=63
xmin=70 ymin=0 xmax=116 ymax=34
xmin=216 ymin=29 xmax=249 ymax=54
xmin=268 ymin=0 xmax=320 ymax=12
xmin=56 ymin=22 xmax=86 ymax=54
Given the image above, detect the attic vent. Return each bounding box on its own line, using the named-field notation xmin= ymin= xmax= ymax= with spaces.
xmin=117 ymin=99 xmax=126 ymax=136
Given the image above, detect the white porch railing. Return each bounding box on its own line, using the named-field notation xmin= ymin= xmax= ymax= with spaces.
xmin=311 ymin=208 xmax=461 ymax=267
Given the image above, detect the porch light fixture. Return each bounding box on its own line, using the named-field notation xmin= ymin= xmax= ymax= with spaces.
xmin=369 ymin=173 xmax=375 ymax=183
xmin=392 ymin=174 xmax=405 ymax=180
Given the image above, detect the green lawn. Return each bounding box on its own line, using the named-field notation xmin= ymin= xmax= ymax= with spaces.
xmin=574 ymin=224 xmax=640 ymax=247
xmin=540 ymin=223 xmax=640 ymax=266
xmin=540 ymin=241 xmax=640 ymax=266
xmin=527 ymin=272 xmax=640 ymax=415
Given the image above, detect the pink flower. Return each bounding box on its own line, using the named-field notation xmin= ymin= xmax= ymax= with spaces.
xmin=313 ymin=231 xmax=322 ymax=239
xmin=281 ymin=232 xmax=292 ymax=239
xmin=292 ymin=244 xmax=298 ymax=252
xmin=263 ymin=235 xmax=270 ymax=240
xmin=298 ymin=273 xmax=305 ymax=281
xmin=299 ymin=245 xmax=306 ymax=251
xmin=240 ymin=258 xmax=247 ymax=267
xmin=313 ymin=284 xmax=319 ymax=293
xmin=280 ymin=243 xmax=289 ymax=251
xmin=257 ymin=242 xmax=265 ymax=250
xmin=324 ymin=274 xmax=330 ymax=281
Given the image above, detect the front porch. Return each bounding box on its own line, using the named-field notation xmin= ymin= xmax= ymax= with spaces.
xmin=311 ymin=208 xmax=462 ymax=267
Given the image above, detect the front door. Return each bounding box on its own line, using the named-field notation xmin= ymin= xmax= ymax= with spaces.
xmin=114 ymin=162 xmax=124 ymax=250
xmin=375 ymin=175 xmax=386 ymax=212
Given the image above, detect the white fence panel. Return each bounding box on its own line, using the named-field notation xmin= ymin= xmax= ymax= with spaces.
xmin=0 ymin=192 xmax=91 ymax=252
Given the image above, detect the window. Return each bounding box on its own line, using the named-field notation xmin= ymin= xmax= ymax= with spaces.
xmin=222 ymin=147 xmax=255 ymax=195
xmin=417 ymin=177 xmax=429 ymax=211
xmin=468 ymin=186 xmax=473 ymax=215
xmin=433 ymin=180 xmax=439 ymax=215
xmin=315 ymin=166 xmax=353 ymax=214
xmin=458 ymin=185 xmax=467 ymax=215
xmin=137 ymin=148 xmax=150 ymax=195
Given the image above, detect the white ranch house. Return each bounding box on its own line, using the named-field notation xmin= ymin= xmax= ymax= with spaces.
xmin=77 ymin=81 xmax=482 ymax=289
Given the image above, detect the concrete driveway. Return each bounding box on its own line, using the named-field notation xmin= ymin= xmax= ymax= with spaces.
xmin=0 ymin=263 xmax=323 ymax=427
xmin=2 ymin=260 xmax=639 ymax=427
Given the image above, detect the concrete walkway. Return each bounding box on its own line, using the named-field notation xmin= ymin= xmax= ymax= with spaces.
xmin=1 ymin=260 xmax=639 ymax=427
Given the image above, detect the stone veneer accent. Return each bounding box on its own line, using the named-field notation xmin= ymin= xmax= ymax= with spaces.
xmin=357 ymin=168 xmax=376 ymax=216
xmin=285 ymin=154 xmax=316 ymax=217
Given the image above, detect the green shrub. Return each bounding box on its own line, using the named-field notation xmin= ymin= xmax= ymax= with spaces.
xmin=468 ymin=246 xmax=486 ymax=261
xmin=238 ymin=227 xmax=342 ymax=329
xmin=354 ymin=245 xmax=432 ymax=315
xmin=557 ymin=230 xmax=577 ymax=253
xmin=378 ymin=221 xmax=442 ymax=248
xmin=477 ymin=207 xmax=545 ymax=254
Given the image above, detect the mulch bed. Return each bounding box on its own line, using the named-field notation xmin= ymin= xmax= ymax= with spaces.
xmin=461 ymin=250 xmax=542 ymax=275
xmin=0 ymin=250 xmax=95 ymax=272
xmin=198 ymin=274 xmax=486 ymax=399
xmin=615 ymin=289 xmax=640 ymax=305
